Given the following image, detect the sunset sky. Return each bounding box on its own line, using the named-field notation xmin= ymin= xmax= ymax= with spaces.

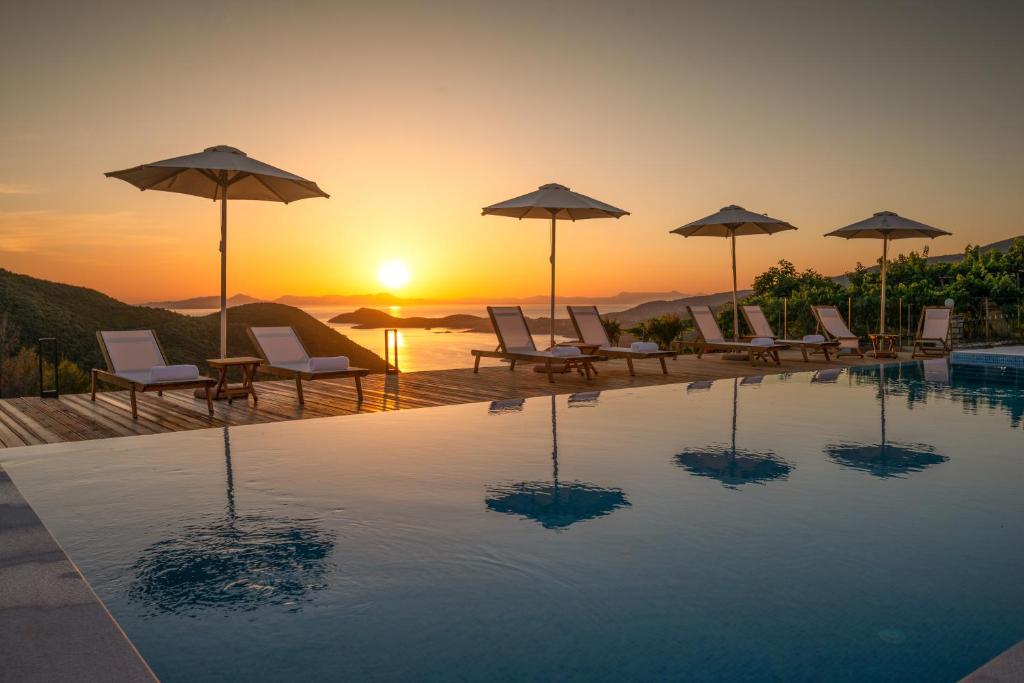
xmin=1 ymin=1 xmax=1022 ymax=303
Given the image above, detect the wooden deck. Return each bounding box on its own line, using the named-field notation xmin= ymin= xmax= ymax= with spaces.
xmin=0 ymin=352 xmax=895 ymax=448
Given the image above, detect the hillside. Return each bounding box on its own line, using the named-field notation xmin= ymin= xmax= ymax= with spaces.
xmin=330 ymin=307 xmax=578 ymax=336
xmin=0 ymin=269 xmax=386 ymax=373
xmin=145 ymin=293 xmax=264 ymax=309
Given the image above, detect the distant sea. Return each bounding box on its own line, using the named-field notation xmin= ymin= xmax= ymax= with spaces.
xmin=173 ymin=302 xmax=631 ymax=373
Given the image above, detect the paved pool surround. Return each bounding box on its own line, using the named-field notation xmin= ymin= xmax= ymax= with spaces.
xmin=0 ymin=465 xmax=156 ymax=683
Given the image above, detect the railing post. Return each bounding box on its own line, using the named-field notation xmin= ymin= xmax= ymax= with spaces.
xmin=38 ymin=337 xmax=59 ymax=399
xmin=384 ymin=328 xmax=399 ymax=375
xmin=898 ymin=297 xmax=903 ymax=348
xmin=984 ymin=297 xmax=990 ymax=343
xmin=783 ymin=297 xmax=788 ymax=339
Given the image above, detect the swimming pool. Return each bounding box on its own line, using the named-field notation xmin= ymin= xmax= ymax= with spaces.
xmin=2 ymin=361 xmax=1022 ymax=681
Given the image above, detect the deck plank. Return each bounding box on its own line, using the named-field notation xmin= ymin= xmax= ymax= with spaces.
xmin=0 ymin=352 xmax=896 ymax=449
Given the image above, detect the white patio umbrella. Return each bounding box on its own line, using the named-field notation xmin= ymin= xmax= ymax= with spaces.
xmin=824 ymin=211 xmax=950 ymax=334
xmin=671 ymin=205 xmax=797 ymax=340
xmin=482 ymin=183 xmax=629 ymax=348
xmin=106 ymin=145 xmax=329 ymax=357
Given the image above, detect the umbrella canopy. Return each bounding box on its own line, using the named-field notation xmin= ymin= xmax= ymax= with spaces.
xmin=673 ymin=378 xmax=793 ymax=487
xmin=484 ymin=395 xmax=630 ymax=529
xmin=482 ymin=183 xmax=628 ymax=347
xmin=671 ymin=205 xmax=796 ymax=340
xmin=825 ymin=211 xmax=950 ymax=335
xmin=106 ymin=145 xmax=329 ymax=357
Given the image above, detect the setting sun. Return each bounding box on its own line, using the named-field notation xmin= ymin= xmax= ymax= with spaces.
xmin=377 ymin=260 xmax=411 ymax=290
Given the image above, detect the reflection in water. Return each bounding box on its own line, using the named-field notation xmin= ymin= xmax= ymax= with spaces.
xmin=674 ymin=378 xmax=793 ymax=488
xmin=825 ymin=442 xmax=946 ymax=477
xmin=826 ymin=365 xmax=947 ymax=478
xmin=812 ymin=368 xmax=843 ymax=383
xmin=489 ymin=398 xmax=526 ymax=414
xmin=848 ymin=361 xmax=1024 ymax=427
xmin=485 ymin=395 xmax=630 ymax=529
xmin=568 ymin=391 xmax=601 ymax=406
xmin=130 ymin=427 xmax=335 ymax=615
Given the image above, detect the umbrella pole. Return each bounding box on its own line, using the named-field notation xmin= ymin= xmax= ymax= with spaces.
xmin=219 ymin=192 xmax=228 ymax=358
xmin=879 ymin=236 xmax=888 ymax=335
xmin=730 ymin=231 xmax=739 ymax=341
xmin=549 ymin=215 xmax=557 ymax=349
xmin=551 ymin=394 xmax=558 ymax=488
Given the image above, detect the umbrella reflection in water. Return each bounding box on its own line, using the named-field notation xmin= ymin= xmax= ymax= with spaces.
xmin=485 ymin=394 xmax=629 ymax=529
xmin=825 ymin=365 xmax=947 ymax=478
xmin=674 ymin=378 xmax=793 ymax=488
xmin=129 ymin=427 xmax=335 ymax=615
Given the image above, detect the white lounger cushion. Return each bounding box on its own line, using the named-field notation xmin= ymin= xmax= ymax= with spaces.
xmin=149 ymin=364 xmax=200 ymax=382
xmin=750 ymin=337 xmax=774 ymax=347
xmin=551 ymin=346 xmax=582 ymax=357
xmin=308 ymin=356 xmax=350 ymax=372
xmin=803 ymin=334 xmax=826 ymax=344
xmin=630 ymin=341 xmax=660 ymax=352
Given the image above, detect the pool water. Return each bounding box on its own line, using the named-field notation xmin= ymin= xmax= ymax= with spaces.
xmin=3 ymin=361 xmax=1022 ymax=681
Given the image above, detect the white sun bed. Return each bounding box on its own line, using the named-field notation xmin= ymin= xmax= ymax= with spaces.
xmin=247 ymin=326 xmax=370 ymax=404
xmin=741 ymin=304 xmax=840 ymax=362
xmin=811 ymin=305 xmax=864 ymax=357
xmin=567 ymin=305 xmax=676 ymax=375
xmin=686 ymin=305 xmax=787 ymax=365
xmin=470 ymin=306 xmax=603 ymax=382
xmin=92 ymin=329 xmax=216 ymax=419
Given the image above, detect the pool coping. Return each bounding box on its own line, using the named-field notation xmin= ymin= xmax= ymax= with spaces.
xmin=0 ymin=464 xmax=157 ymax=682
xmin=961 ymin=640 xmax=1024 ymax=682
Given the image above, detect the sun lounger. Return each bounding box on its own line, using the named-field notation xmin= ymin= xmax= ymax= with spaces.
xmin=686 ymin=305 xmax=786 ymax=365
xmin=247 ymin=326 xmax=370 ymax=404
xmin=471 ymin=306 xmax=603 ymax=382
xmin=741 ymin=305 xmax=840 ymax=362
xmin=567 ymin=305 xmax=676 ymax=375
xmin=91 ymin=330 xmax=216 ymax=419
xmin=911 ymin=306 xmax=953 ymax=358
xmin=810 ymin=305 xmax=864 ymax=357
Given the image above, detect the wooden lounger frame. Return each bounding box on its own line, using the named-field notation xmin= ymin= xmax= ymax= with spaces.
xmin=740 ymin=305 xmax=840 ymax=362
xmin=470 ymin=306 xmax=604 ymax=382
xmin=810 ymin=305 xmax=865 ymax=358
xmin=247 ymin=327 xmax=370 ymax=404
xmin=91 ymin=330 xmax=216 ymax=420
xmin=911 ymin=306 xmax=953 ymax=358
xmin=686 ymin=305 xmax=786 ymax=365
xmin=567 ymin=305 xmax=676 ymax=375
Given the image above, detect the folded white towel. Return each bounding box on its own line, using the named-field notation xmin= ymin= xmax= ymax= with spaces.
xmin=551 ymin=346 xmax=582 ymax=358
xmin=309 ymin=356 xmax=350 ymax=372
xmin=149 ymin=364 xmax=200 ymax=382
xmin=750 ymin=337 xmax=774 ymax=347
xmin=802 ymin=334 xmax=826 ymax=344
xmin=630 ymin=341 xmax=660 ymax=352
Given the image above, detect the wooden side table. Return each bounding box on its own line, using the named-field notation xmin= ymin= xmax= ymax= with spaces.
xmin=207 ymin=356 xmax=263 ymax=404
xmin=868 ymin=334 xmax=899 ymax=359
xmin=533 ymin=343 xmax=601 ymax=377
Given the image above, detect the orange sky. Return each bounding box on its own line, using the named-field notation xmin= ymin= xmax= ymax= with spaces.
xmin=1 ymin=1 xmax=1022 ymax=304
